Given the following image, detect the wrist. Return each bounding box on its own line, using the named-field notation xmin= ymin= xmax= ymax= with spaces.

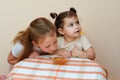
xmin=73 ymin=51 xmax=86 ymax=58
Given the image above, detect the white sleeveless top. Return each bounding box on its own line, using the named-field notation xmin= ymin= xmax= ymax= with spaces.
xmin=12 ymin=42 xmax=23 ymax=57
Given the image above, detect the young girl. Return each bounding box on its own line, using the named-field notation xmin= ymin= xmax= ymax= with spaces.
xmin=50 ymin=7 xmax=95 ymax=60
xmin=7 ymin=17 xmax=57 ymax=65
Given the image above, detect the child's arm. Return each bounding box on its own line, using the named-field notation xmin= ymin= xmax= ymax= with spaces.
xmin=8 ymin=50 xmax=40 ymax=65
xmin=7 ymin=50 xmax=18 ymax=65
xmin=71 ymin=46 xmax=95 ymax=60
xmin=29 ymin=51 xmax=40 ymax=58
xmin=55 ymin=49 xmax=72 ymax=58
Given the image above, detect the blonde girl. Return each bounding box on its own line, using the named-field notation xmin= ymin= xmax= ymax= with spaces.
xmin=8 ymin=17 xmax=57 ymax=65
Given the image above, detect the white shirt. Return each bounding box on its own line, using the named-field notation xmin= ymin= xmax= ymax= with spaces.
xmin=12 ymin=42 xmax=23 ymax=58
xmin=57 ymin=35 xmax=92 ymax=52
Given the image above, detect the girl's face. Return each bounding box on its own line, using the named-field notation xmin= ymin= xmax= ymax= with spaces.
xmin=59 ymin=16 xmax=81 ymax=40
xmin=33 ymin=33 xmax=57 ymax=54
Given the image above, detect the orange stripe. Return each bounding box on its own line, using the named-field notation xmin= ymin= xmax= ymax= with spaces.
xmin=15 ymin=66 xmax=59 ymax=72
xmin=15 ymin=63 xmax=101 ymax=72
xmin=23 ymin=58 xmax=93 ymax=63
xmin=14 ymin=66 xmax=106 ymax=78
xmin=22 ymin=58 xmax=100 ymax=68
xmin=13 ymin=78 xmax=32 ymax=80
xmin=67 ymin=59 xmax=92 ymax=62
xmin=13 ymin=77 xmax=98 ymax=80
xmin=9 ymin=73 xmax=104 ymax=80
xmin=10 ymin=73 xmax=57 ymax=79
xmin=19 ymin=59 xmax=100 ymax=67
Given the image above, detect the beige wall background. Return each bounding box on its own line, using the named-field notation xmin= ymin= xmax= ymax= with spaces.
xmin=0 ymin=0 xmax=120 ymax=80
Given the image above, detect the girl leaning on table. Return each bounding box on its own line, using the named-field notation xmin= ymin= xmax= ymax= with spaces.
xmin=7 ymin=17 xmax=58 ymax=68
xmin=0 ymin=17 xmax=57 ymax=80
xmin=50 ymin=7 xmax=95 ymax=60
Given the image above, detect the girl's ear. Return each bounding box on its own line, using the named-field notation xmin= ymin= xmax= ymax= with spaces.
xmin=58 ymin=28 xmax=64 ymax=35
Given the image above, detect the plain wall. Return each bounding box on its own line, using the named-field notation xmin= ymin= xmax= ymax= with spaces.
xmin=0 ymin=0 xmax=120 ymax=80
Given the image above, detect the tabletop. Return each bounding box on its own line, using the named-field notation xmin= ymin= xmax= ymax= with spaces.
xmin=7 ymin=55 xmax=107 ymax=80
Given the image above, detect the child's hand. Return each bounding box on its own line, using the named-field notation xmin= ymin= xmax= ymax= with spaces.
xmin=71 ymin=46 xmax=83 ymax=57
xmin=29 ymin=52 xmax=40 ymax=58
xmin=55 ymin=49 xmax=72 ymax=58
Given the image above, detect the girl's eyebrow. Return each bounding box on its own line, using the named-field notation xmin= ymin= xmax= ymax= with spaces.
xmin=68 ymin=22 xmax=74 ymax=24
xmin=45 ymin=44 xmax=50 ymax=48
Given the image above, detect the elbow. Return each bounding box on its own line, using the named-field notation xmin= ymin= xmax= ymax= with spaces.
xmin=7 ymin=59 xmax=14 ymax=65
xmin=89 ymin=55 xmax=95 ymax=60
xmin=8 ymin=59 xmax=17 ymax=65
xmin=88 ymin=47 xmax=96 ymax=60
xmin=7 ymin=56 xmax=17 ymax=65
xmin=7 ymin=50 xmax=17 ymax=65
xmin=87 ymin=50 xmax=96 ymax=60
xmin=89 ymin=52 xmax=96 ymax=60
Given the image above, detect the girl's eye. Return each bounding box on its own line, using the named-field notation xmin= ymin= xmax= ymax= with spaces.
xmin=69 ymin=23 xmax=73 ymax=27
xmin=76 ymin=21 xmax=80 ymax=24
xmin=45 ymin=45 xmax=50 ymax=48
xmin=54 ymin=40 xmax=57 ymax=44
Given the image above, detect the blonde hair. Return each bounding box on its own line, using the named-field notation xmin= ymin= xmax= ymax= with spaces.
xmin=13 ymin=17 xmax=56 ymax=62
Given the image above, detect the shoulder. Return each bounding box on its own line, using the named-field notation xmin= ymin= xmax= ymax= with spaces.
xmin=12 ymin=42 xmax=24 ymax=57
xmin=14 ymin=42 xmax=23 ymax=47
xmin=12 ymin=42 xmax=24 ymax=53
xmin=57 ymin=36 xmax=64 ymax=41
xmin=57 ymin=36 xmax=64 ymax=45
xmin=78 ymin=35 xmax=91 ymax=45
xmin=79 ymin=35 xmax=92 ymax=50
xmin=79 ymin=35 xmax=88 ymax=41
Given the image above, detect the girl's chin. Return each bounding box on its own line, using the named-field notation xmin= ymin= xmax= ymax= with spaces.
xmin=49 ymin=53 xmax=53 ymax=54
xmin=74 ymin=34 xmax=80 ymax=37
xmin=49 ymin=51 xmax=56 ymax=54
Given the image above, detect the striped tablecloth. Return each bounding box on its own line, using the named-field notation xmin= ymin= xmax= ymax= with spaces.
xmin=7 ymin=56 xmax=107 ymax=80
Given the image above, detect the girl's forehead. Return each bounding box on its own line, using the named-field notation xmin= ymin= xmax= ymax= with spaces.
xmin=64 ymin=16 xmax=78 ymax=23
xmin=38 ymin=33 xmax=56 ymax=45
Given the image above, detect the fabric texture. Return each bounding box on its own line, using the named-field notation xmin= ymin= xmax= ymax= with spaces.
xmin=12 ymin=42 xmax=23 ymax=58
xmin=57 ymin=35 xmax=92 ymax=51
xmin=7 ymin=56 xmax=107 ymax=80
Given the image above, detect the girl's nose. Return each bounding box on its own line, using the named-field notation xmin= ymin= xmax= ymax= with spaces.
xmin=51 ymin=45 xmax=57 ymax=52
xmin=74 ymin=24 xmax=79 ymax=29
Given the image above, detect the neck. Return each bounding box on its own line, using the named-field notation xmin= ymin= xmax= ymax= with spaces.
xmin=64 ymin=36 xmax=77 ymax=44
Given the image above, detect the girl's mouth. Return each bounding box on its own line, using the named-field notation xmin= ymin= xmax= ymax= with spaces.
xmin=75 ymin=30 xmax=80 ymax=33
